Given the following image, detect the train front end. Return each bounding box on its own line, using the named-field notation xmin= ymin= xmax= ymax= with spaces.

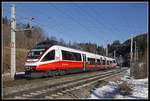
xmin=24 ymin=44 xmax=51 ymax=78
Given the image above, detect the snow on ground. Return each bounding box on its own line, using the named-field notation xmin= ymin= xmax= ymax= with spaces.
xmin=89 ymin=69 xmax=148 ymax=99
xmin=127 ymin=78 xmax=148 ymax=98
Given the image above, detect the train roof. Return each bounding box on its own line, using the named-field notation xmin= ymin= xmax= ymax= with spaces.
xmin=33 ymin=41 xmax=115 ymax=60
xmin=52 ymin=45 xmax=113 ymax=60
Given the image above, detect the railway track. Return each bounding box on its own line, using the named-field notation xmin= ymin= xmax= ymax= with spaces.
xmin=3 ymin=68 xmax=119 ymax=96
xmin=3 ymin=68 xmax=128 ymax=99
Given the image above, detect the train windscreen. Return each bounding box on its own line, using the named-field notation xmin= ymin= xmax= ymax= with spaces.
xmin=27 ymin=44 xmax=51 ymax=59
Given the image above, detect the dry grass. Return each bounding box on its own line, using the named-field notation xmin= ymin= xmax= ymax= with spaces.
xmin=118 ymin=81 xmax=132 ymax=96
xmin=2 ymin=47 xmax=29 ymax=74
xmin=131 ymin=49 xmax=148 ymax=79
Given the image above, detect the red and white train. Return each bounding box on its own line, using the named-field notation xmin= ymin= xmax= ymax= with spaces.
xmin=24 ymin=43 xmax=117 ymax=78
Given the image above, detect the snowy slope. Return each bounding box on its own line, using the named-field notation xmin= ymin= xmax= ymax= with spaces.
xmin=89 ymin=69 xmax=148 ymax=99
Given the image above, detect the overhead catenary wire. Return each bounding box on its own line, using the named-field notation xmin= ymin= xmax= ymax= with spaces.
xmin=16 ymin=3 xmax=100 ymax=43
xmin=3 ymin=3 xmax=140 ymax=47
xmin=2 ymin=4 xmax=105 ymax=44
xmin=4 ymin=4 xmax=121 ymax=42
xmin=75 ymin=4 xmax=115 ymax=34
xmin=88 ymin=5 xmax=140 ymax=44
xmin=14 ymin=5 xmax=78 ymax=35
xmin=90 ymin=7 xmax=122 ymax=34
xmin=49 ymin=4 xmax=96 ymax=36
xmin=76 ymin=4 xmax=125 ymax=37
xmin=74 ymin=4 xmax=125 ymax=50
xmin=9 ymin=11 xmax=65 ymax=38
xmin=14 ymin=9 xmax=71 ymax=38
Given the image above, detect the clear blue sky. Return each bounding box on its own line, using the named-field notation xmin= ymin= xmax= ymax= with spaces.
xmin=2 ymin=2 xmax=148 ymax=47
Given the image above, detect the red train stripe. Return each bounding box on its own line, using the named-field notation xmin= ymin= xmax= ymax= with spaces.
xmin=36 ymin=61 xmax=116 ymax=71
xmin=36 ymin=61 xmax=83 ymax=70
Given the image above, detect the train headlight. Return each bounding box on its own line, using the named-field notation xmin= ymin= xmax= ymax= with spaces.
xmin=25 ymin=66 xmax=31 ymax=71
xmin=25 ymin=66 xmax=36 ymax=71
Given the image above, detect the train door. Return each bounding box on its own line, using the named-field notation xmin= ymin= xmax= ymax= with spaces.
xmin=82 ymin=54 xmax=86 ymax=71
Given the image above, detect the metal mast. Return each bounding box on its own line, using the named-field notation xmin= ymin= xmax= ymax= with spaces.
xmin=130 ymin=35 xmax=133 ymax=77
xmin=114 ymin=50 xmax=116 ymax=59
xmin=106 ymin=42 xmax=108 ymax=56
xmin=130 ymin=36 xmax=133 ymax=65
xmin=134 ymin=41 xmax=136 ymax=62
xmin=10 ymin=4 xmax=16 ymax=80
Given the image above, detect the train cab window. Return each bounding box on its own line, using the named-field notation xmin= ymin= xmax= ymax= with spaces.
xmin=41 ymin=50 xmax=55 ymax=61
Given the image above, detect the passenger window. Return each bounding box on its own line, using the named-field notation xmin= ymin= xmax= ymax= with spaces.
xmin=62 ymin=50 xmax=81 ymax=61
xmin=97 ymin=59 xmax=101 ymax=64
xmin=103 ymin=60 xmax=105 ymax=65
xmin=110 ymin=61 xmax=112 ymax=64
xmin=74 ymin=53 xmax=82 ymax=61
xmin=88 ymin=58 xmax=95 ymax=64
xmin=100 ymin=58 xmax=102 ymax=64
xmin=107 ymin=61 xmax=109 ymax=65
xmin=41 ymin=50 xmax=55 ymax=61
